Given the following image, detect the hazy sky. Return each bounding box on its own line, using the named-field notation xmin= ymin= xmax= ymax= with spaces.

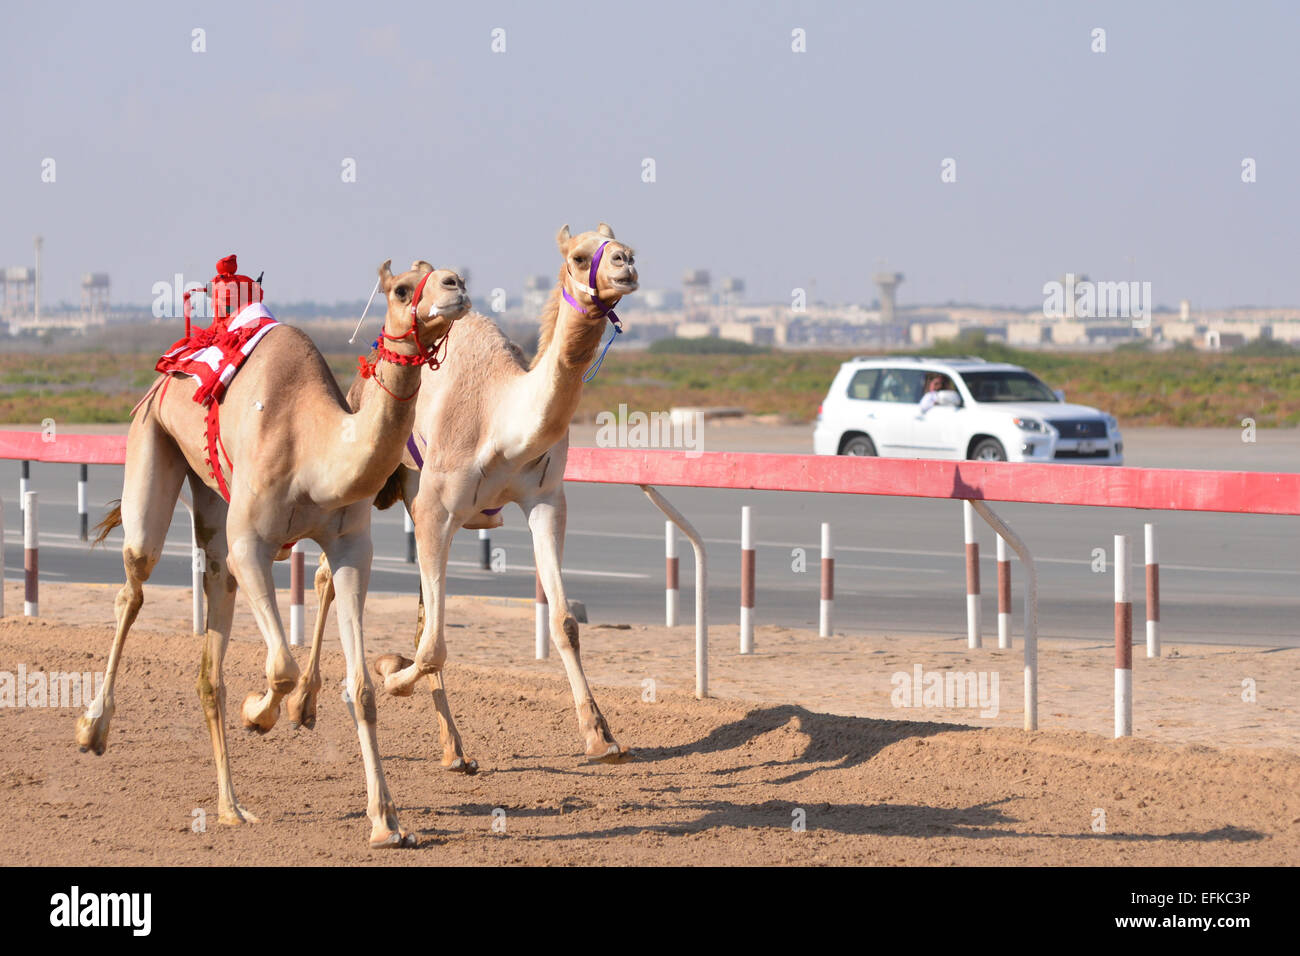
xmin=3 ymin=0 xmax=1298 ymax=310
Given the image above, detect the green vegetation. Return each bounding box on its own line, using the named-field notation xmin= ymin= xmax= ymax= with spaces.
xmin=647 ymin=337 xmax=770 ymax=355
xmin=2 ymin=331 xmax=1297 ymax=428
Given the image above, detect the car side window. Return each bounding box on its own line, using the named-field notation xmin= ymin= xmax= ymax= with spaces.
xmin=871 ymin=368 xmax=927 ymax=403
xmin=846 ymin=369 xmax=880 ymax=400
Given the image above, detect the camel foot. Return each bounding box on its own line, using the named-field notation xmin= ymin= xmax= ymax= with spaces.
xmin=585 ymin=741 xmax=631 ymax=764
xmin=443 ymin=756 xmax=479 ymax=775
xmin=374 ymin=654 xmax=418 ymax=697
xmin=75 ymin=711 xmax=113 ymax=756
xmin=218 ymin=804 xmax=260 ymax=825
xmin=369 ymin=827 xmax=418 ymax=849
xmin=285 ymin=676 xmax=321 ymax=730
xmin=241 ymin=692 xmax=281 ymax=734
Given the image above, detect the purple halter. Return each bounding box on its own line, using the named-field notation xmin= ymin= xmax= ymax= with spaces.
xmin=561 ymin=240 xmax=623 ymax=329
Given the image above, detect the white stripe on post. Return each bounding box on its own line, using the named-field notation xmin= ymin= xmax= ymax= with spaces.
xmin=665 ymin=520 xmax=679 ymax=627
xmin=289 ymin=541 xmax=305 ymax=646
xmin=819 ymin=522 xmax=833 ymax=637
xmin=739 ymin=505 xmax=754 ymax=654
xmin=19 ymin=460 xmax=28 ymax=513
xmin=23 ymin=491 xmax=37 ymax=617
xmin=996 ymin=534 xmax=1012 ymax=649
xmin=1114 ymin=533 xmax=1133 ymax=738
xmin=1145 ymin=522 xmax=1160 ymax=658
xmin=403 ymin=509 xmax=416 ymax=564
xmin=78 ymin=464 xmax=88 ymax=541
xmin=534 ymin=571 xmax=549 ymax=660
xmin=963 ymin=500 xmax=981 ymax=649
xmin=478 ymin=528 xmax=490 ymax=570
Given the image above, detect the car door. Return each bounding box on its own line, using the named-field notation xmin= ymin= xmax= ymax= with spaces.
xmin=909 ymin=373 xmax=963 ymax=458
xmin=868 ymin=367 xmax=928 ymax=455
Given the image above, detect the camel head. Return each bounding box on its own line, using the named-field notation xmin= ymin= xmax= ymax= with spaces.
xmin=556 ymin=222 xmax=638 ymax=317
xmin=376 ymin=259 xmax=470 ymax=361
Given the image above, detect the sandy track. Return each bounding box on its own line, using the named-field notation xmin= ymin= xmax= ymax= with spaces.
xmin=1 ymin=596 xmax=1296 ymax=865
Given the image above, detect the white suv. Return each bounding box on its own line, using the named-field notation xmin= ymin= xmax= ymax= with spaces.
xmin=812 ymin=357 xmax=1124 ymax=464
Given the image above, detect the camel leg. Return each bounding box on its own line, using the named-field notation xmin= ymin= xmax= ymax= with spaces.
xmin=76 ymin=416 xmax=187 ymax=755
xmin=226 ymin=528 xmax=300 ymax=734
xmin=188 ymin=477 xmax=257 ymax=824
xmin=285 ymin=553 xmax=332 ymax=730
xmin=373 ymin=488 xmax=477 ymax=770
xmin=526 ymin=488 xmax=626 ymax=761
xmin=327 ymin=527 xmax=414 ymax=848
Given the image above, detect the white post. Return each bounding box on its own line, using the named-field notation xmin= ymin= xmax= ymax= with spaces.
xmin=996 ymin=534 xmax=1012 ymax=649
xmin=819 ymin=522 xmax=833 ymax=637
xmin=740 ymin=505 xmax=754 ymax=654
xmin=534 ymin=571 xmax=549 ymax=660
xmin=1144 ymin=523 xmax=1160 ymax=658
xmin=403 ymin=508 xmax=416 ymax=564
xmin=19 ymin=460 xmax=29 ymax=513
xmin=289 ymin=540 xmax=305 ymax=646
xmin=963 ymin=500 xmax=981 ymax=649
xmin=665 ymin=520 xmax=679 ymax=627
xmin=1115 ymin=533 xmax=1133 ymax=738
xmin=478 ymin=527 xmax=491 ymax=570
xmin=23 ymin=491 xmax=37 ymax=617
xmin=78 ymin=464 xmax=89 ymax=541
xmin=968 ymin=500 xmax=1037 ymax=731
xmin=642 ymin=485 xmax=708 ymax=698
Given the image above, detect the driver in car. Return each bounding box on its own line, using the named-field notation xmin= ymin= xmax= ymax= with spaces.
xmin=919 ymin=373 xmax=954 ymax=413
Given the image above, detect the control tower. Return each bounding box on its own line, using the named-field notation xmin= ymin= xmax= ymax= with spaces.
xmin=873 ymin=271 xmax=904 ymax=324
xmin=81 ymin=273 xmax=110 ymax=324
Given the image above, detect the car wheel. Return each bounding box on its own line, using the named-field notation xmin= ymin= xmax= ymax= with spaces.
xmin=971 ymin=438 xmax=1007 ymax=462
xmin=842 ymin=435 xmax=877 ymax=456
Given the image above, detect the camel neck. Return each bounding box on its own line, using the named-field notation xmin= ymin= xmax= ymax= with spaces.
xmin=521 ymin=299 xmax=608 ymax=453
xmin=320 ymin=359 xmax=422 ymax=505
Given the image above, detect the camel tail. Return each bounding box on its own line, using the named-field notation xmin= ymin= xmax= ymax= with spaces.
xmin=91 ymin=500 xmax=123 ymax=547
xmin=373 ymin=468 xmax=406 ymax=511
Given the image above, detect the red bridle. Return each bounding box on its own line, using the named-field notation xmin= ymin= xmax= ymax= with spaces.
xmin=357 ymin=269 xmax=455 ymax=400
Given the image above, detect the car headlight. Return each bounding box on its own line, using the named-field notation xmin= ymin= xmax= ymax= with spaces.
xmin=1013 ymin=417 xmax=1051 ymax=434
xmin=1104 ymin=414 xmax=1119 ymax=431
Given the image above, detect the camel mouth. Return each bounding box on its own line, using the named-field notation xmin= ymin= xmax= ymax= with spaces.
xmin=432 ymin=294 xmax=471 ymax=318
xmin=609 ymin=276 xmax=639 ymax=293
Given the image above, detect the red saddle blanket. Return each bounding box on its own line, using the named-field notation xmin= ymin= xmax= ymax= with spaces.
xmin=155 ymin=302 xmax=279 ymax=407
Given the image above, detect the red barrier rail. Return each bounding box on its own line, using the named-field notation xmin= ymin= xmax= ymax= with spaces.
xmin=564 ymin=447 xmax=1300 ymax=515
xmin=2 ymin=433 xmax=1296 ymax=514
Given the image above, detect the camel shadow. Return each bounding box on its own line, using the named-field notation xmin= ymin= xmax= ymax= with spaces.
xmin=626 ymin=702 xmax=973 ymax=784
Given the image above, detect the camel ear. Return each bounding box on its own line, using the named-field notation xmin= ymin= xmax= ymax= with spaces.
xmin=556 ymin=224 xmax=571 ymax=251
xmin=597 ymin=222 xmax=615 ymax=239
xmin=378 ymin=259 xmax=395 ymax=292
xmin=411 ymin=260 xmax=434 ymax=275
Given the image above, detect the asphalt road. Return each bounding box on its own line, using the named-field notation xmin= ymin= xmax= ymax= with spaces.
xmin=3 ymin=426 xmax=1297 ymax=648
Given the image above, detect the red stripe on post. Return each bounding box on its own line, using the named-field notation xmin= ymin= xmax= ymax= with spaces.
xmin=24 ymin=548 xmax=36 ymax=605
xmin=1115 ymin=603 xmax=1133 ymax=668
xmin=740 ymin=549 xmax=755 ymax=609
xmin=535 ymin=571 xmax=547 ymax=605
xmin=821 ymin=557 xmax=834 ymax=601
xmin=965 ymin=542 xmax=980 ymax=595
xmin=997 ymin=559 xmax=1010 ymax=613
xmin=666 ymin=556 xmax=679 ymax=590
xmin=1146 ymin=565 xmax=1159 ymax=622
xmin=290 ymin=547 xmax=304 ymax=600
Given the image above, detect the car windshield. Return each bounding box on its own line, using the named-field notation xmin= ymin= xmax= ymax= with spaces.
xmin=959 ymin=370 xmax=1059 ymax=403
